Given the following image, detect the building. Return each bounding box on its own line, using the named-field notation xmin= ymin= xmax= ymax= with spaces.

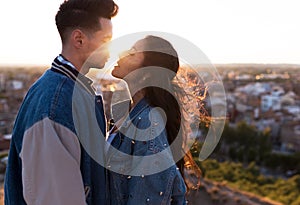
xmin=261 ymin=85 xmax=285 ymax=112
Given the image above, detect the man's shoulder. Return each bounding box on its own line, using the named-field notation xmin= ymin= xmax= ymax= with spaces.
xmin=24 ymin=70 xmax=76 ymax=116
xmin=31 ymin=70 xmax=79 ymax=97
xmin=40 ymin=69 xmax=75 ymax=87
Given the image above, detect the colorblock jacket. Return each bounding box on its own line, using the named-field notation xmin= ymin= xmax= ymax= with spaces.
xmin=4 ymin=55 xmax=107 ymax=205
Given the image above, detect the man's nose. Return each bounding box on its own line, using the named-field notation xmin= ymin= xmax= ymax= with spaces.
xmin=100 ymin=44 xmax=110 ymax=59
xmin=105 ymin=49 xmax=110 ymax=59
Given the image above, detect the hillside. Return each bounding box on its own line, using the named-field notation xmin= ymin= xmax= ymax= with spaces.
xmin=187 ymin=178 xmax=283 ymax=205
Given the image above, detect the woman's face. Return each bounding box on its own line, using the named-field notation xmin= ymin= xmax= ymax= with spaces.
xmin=111 ymin=39 xmax=145 ymax=79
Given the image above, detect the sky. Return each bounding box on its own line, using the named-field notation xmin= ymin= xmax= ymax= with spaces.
xmin=0 ymin=0 xmax=299 ymax=66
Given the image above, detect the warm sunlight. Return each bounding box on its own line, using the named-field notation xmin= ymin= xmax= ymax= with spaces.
xmin=0 ymin=0 xmax=300 ymax=65
xmin=1 ymin=2 xmax=300 ymax=205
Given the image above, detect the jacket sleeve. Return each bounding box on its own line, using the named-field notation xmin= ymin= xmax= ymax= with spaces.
xmin=171 ymin=170 xmax=187 ymax=205
xmin=19 ymin=117 xmax=86 ymax=205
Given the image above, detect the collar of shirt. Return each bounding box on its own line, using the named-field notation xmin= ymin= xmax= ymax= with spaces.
xmin=51 ymin=55 xmax=95 ymax=95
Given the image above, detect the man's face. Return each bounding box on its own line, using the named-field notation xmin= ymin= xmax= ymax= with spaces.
xmin=84 ymin=18 xmax=112 ymax=69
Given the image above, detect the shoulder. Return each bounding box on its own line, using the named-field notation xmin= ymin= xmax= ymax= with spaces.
xmin=31 ymin=70 xmax=77 ymax=129
xmin=29 ymin=70 xmax=74 ymax=100
xmin=136 ymin=105 xmax=167 ymax=136
xmin=15 ymin=70 xmax=72 ymax=129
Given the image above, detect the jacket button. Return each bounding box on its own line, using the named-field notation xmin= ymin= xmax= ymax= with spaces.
xmin=159 ymin=192 xmax=163 ymax=196
xmin=146 ymin=198 xmax=150 ymax=202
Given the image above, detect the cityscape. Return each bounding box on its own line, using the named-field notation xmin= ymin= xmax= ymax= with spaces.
xmin=0 ymin=64 xmax=300 ymax=204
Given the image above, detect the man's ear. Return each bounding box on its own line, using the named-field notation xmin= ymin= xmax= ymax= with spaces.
xmin=71 ymin=29 xmax=85 ymax=48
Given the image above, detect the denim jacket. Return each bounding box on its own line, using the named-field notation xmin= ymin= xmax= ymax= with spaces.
xmin=106 ymin=98 xmax=186 ymax=205
xmin=5 ymin=56 xmax=107 ymax=205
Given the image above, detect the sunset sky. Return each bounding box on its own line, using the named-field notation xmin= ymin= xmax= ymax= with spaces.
xmin=0 ymin=0 xmax=299 ymax=66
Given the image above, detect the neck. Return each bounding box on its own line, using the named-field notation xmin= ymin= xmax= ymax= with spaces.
xmin=130 ymin=90 xmax=145 ymax=110
xmin=126 ymin=80 xmax=145 ymax=109
xmin=61 ymin=48 xmax=89 ymax=74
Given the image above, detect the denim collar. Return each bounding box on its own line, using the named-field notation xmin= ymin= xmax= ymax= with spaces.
xmin=51 ymin=55 xmax=95 ymax=95
xmin=122 ymin=98 xmax=149 ymax=128
xmin=107 ymin=98 xmax=150 ymax=159
xmin=111 ymin=98 xmax=149 ymax=129
xmin=129 ymin=98 xmax=149 ymax=120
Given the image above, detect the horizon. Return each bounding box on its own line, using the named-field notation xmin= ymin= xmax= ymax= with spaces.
xmin=1 ymin=62 xmax=300 ymax=68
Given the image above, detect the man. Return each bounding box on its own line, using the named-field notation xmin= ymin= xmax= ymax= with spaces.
xmin=4 ymin=0 xmax=118 ymax=204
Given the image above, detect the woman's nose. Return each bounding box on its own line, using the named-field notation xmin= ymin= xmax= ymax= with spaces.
xmin=118 ymin=50 xmax=128 ymax=59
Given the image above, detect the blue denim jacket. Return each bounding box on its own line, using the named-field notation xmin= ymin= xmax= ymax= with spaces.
xmin=106 ymin=99 xmax=186 ymax=205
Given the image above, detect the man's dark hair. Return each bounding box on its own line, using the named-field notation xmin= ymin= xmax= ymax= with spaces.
xmin=55 ymin=0 xmax=118 ymax=43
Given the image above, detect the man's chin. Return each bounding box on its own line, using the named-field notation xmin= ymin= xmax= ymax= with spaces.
xmin=86 ymin=62 xmax=106 ymax=70
xmin=92 ymin=65 xmax=105 ymax=70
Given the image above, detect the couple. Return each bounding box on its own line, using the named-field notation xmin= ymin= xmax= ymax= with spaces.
xmin=4 ymin=0 xmax=200 ymax=205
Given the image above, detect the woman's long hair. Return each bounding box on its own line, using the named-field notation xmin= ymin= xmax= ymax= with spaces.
xmin=140 ymin=36 xmax=202 ymax=190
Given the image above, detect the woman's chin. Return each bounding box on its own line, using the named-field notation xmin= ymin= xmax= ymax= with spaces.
xmin=111 ymin=70 xmax=121 ymax=79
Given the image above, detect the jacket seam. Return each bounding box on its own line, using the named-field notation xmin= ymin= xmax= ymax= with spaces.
xmin=162 ymin=167 xmax=176 ymax=203
xmin=49 ymin=77 xmax=67 ymax=120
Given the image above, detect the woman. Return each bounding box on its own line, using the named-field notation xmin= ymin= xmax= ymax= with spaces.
xmin=106 ymin=35 xmax=200 ymax=205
